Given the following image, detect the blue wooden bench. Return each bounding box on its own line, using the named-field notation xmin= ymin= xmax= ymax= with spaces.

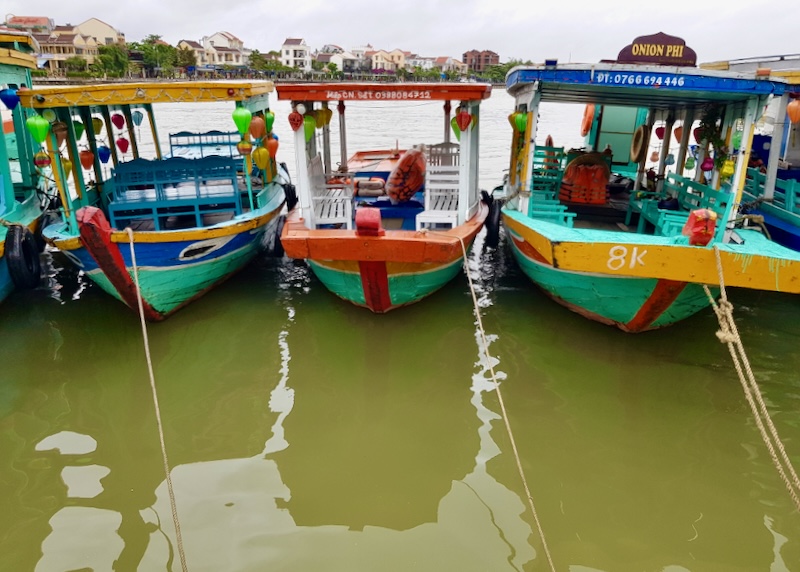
xmin=107 ymin=156 xmax=242 ymax=230
xmin=744 ymin=167 xmax=800 ymax=214
xmin=626 ymin=173 xmax=734 ymax=240
xmin=169 ymin=130 xmax=241 ymax=159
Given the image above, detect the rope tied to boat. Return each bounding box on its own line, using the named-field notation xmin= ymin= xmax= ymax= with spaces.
xmin=703 ymin=245 xmax=800 ymax=512
xmin=457 ymin=236 xmax=557 ymax=572
xmin=125 ymin=227 xmax=189 ymax=571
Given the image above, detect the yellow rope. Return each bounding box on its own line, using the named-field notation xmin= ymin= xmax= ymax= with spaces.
xmin=703 ymin=245 xmax=800 ymax=512
xmin=458 ymin=237 xmax=557 ymax=572
xmin=125 ymin=228 xmax=189 ymax=571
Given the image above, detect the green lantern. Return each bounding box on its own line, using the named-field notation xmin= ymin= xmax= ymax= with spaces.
xmin=26 ymin=114 xmax=50 ymax=144
xmin=450 ymin=116 xmax=461 ymax=141
xmin=732 ymin=130 xmax=743 ymax=150
xmin=265 ymin=110 xmax=275 ymax=133
xmin=73 ymin=120 xmax=85 ymax=140
xmin=232 ymin=106 xmax=252 ymax=136
xmin=515 ymin=112 xmax=528 ymax=133
xmin=685 ymin=156 xmax=696 ymax=170
xmin=303 ymin=115 xmax=315 ymax=142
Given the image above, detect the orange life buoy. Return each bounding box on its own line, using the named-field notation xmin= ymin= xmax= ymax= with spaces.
xmin=580 ymin=104 xmax=595 ymax=137
xmin=630 ymin=125 xmax=650 ymax=163
xmin=386 ymin=149 xmax=426 ymax=203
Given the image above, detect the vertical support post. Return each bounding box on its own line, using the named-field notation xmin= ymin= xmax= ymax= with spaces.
xmin=443 ymin=100 xmax=451 ymax=144
xmin=321 ymin=101 xmax=332 ymax=174
xmin=80 ymin=106 xmax=103 ymax=185
xmin=122 ymin=105 xmax=140 ymax=160
xmin=337 ymin=100 xmax=347 ymax=172
xmin=60 ymin=108 xmax=85 ymax=201
xmin=520 ymin=83 xmax=541 ymax=195
xmin=634 ymin=109 xmax=656 ymax=192
xmin=101 ymin=107 xmax=119 ymax=167
xmin=676 ymin=108 xmax=695 ymax=176
xmin=655 ymin=112 xmax=674 ymax=194
xmin=765 ymin=93 xmax=789 ymax=201
xmin=145 ymin=104 xmax=162 ymax=159
xmin=293 ymin=106 xmax=312 ymax=228
xmin=726 ymin=96 xmax=759 ymax=242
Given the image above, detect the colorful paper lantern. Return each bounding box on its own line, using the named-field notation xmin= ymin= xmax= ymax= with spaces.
xmin=673 ymin=125 xmax=683 ymax=142
xmin=650 ymin=151 xmax=659 ymax=162
xmin=693 ymin=127 xmax=703 ymax=144
xmin=265 ymin=110 xmax=275 ymax=132
xmin=787 ymin=99 xmax=800 ymax=124
xmin=52 ymin=121 xmax=68 ymax=146
xmin=295 ymin=103 xmax=306 ymax=115
xmin=97 ymin=145 xmax=111 ymax=164
xmin=79 ymin=149 xmax=94 ymax=169
xmin=61 ymin=157 xmax=73 ymax=173
xmin=450 ymin=116 xmax=461 ymax=141
xmin=288 ymin=111 xmax=303 ymax=132
xmin=111 ymin=113 xmax=125 ymax=129
xmin=42 ymin=109 xmax=56 ymax=123
xmin=33 ymin=151 xmax=51 ymax=168
xmin=25 ymin=115 xmax=50 ymax=144
xmin=252 ymin=146 xmax=269 ymax=170
xmin=685 ymin=156 xmax=696 ymax=170
xmin=720 ymin=159 xmax=735 ymax=180
xmin=303 ymin=115 xmax=315 ymax=142
xmin=236 ymin=139 xmax=253 ymax=156
xmin=514 ymin=112 xmax=527 ymax=133
xmin=507 ymin=113 xmax=518 ymax=129
xmin=655 ymin=126 xmax=665 ymax=140
xmin=266 ymin=137 xmax=279 ymax=158
xmin=0 ymin=88 xmax=19 ymax=110
xmin=232 ymin=107 xmax=252 ymax=136
xmin=132 ymin=110 xmax=144 ymax=126
xmin=456 ymin=110 xmax=472 ymax=131
xmin=73 ymin=121 xmax=85 ymax=140
xmin=665 ymin=153 xmax=675 ymax=166
xmin=700 ymin=156 xmax=714 ymax=172
xmin=92 ymin=117 xmax=104 ymax=134
xmin=731 ymin=130 xmax=743 ymax=150
xmin=249 ymin=116 xmax=266 ymax=139
xmin=116 ymin=137 xmax=129 ymax=153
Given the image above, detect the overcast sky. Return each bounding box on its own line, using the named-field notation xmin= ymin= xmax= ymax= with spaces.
xmin=4 ymin=0 xmax=798 ymax=65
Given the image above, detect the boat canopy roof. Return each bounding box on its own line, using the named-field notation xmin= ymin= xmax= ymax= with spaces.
xmin=18 ymin=81 xmax=274 ymax=109
xmin=506 ymin=63 xmax=788 ymax=109
xmin=275 ymin=82 xmax=492 ymax=102
xmin=0 ymin=28 xmax=39 ymax=70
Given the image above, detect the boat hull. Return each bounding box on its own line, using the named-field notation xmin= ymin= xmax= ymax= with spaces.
xmin=282 ymin=203 xmax=488 ymax=312
xmin=46 ymin=203 xmax=283 ymax=320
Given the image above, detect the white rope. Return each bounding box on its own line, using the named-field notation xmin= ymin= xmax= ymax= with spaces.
xmin=125 ymin=228 xmax=190 ymax=571
xmin=703 ymin=245 xmax=800 ymax=512
xmin=458 ymin=236 xmax=557 ymax=572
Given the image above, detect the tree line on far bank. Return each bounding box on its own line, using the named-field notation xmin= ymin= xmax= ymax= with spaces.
xmin=43 ymin=34 xmax=530 ymax=83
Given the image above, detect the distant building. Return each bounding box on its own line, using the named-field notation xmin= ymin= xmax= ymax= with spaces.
xmin=406 ymin=55 xmax=435 ymax=71
xmin=462 ymin=50 xmax=499 ymax=73
xmin=202 ymin=31 xmax=246 ymax=68
xmin=73 ymin=18 xmax=125 ymax=45
xmin=33 ymin=30 xmax=99 ymax=72
xmin=4 ymin=16 xmax=54 ymax=34
xmin=178 ymin=40 xmax=208 ymax=67
xmin=281 ymin=38 xmax=311 ymax=71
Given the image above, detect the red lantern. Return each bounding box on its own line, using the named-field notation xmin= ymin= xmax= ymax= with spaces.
xmin=236 ymin=139 xmax=253 ymax=156
xmin=787 ymin=99 xmax=800 ymax=124
xmin=288 ymin=111 xmax=303 ymax=132
xmin=655 ymin=126 xmax=665 ymax=140
xmin=249 ymin=116 xmax=266 ymax=139
xmin=111 ymin=113 xmax=125 ymax=129
xmin=673 ymin=125 xmax=683 ymax=142
xmin=456 ymin=110 xmax=472 ymax=131
xmin=266 ymin=137 xmax=279 ymax=158
xmin=34 ymin=151 xmax=51 ymax=168
xmin=693 ymin=127 xmax=703 ymax=143
xmin=79 ymin=149 xmax=94 ymax=169
xmin=116 ymin=137 xmax=129 ymax=153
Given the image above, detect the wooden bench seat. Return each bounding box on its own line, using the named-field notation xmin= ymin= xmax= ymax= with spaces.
xmin=169 ymin=130 xmax=240 ymax=159
xmin=308 ymin=154 xmax=354 ymax=229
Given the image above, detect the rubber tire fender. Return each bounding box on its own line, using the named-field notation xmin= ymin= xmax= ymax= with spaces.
xmin=5 ymin=224 xmax=41 ymax=289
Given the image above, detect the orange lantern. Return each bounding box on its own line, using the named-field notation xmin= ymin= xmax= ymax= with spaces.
xmin=787 ymin=99 xmax=800 ymax=124
xmin=249 ymin=116 xmax=266 ymax=140
xmin=52 ymin=121 xmax=68 ymax=146
xmin=673 ymin=125 xmax=683 ymax=142
xmin=79 ymin=149 xmax=94 ymax=169
xmin=266 ymin=137 xmax=279 ymax=158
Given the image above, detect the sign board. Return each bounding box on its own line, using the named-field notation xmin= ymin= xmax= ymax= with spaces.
xmin=617 ymin=32 xmax=697 ymax=67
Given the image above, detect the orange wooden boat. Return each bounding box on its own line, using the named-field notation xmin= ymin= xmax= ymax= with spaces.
xmin=275 ymin=82 xmax=492 ymax=312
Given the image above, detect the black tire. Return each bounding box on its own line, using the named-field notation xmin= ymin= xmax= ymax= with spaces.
xmin=34 ymin=213 xmax=53 ymax=253
xmin=283 ymin=183 xmax=298 ymax=212
xmin=484 ymin=199 xmax=503 ymax=248
xmin=271 ymin=215 xmax=286 ymax=257
xmin=5 ymin=225 xmax=41 ymax=289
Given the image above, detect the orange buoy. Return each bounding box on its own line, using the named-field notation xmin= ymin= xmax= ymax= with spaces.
xmin=386 ymin=149 xmax=426 ymax=203
xmin=580 ymin=104 xmax=595 ymax=137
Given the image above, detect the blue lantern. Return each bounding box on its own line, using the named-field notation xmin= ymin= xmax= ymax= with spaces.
xmin=132 ymin=110 xmax=144 ymax=126
xmin=0 ymin=88 xmax=19 ymax=110
xmin=97 ymin=145 xmax=112 ymax=164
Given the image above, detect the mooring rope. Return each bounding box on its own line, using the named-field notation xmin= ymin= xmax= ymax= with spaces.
xmin=703 ymin=245 xmax=800 ymax=512
xmin=458 ymin=236 xmax=557 ymax=572
xmin=125 ymin=228 xmax=189 ymax=571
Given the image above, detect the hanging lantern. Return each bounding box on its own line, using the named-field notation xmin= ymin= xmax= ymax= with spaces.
xmin=52 ymin=121 xmax=68 ymax=146
xmin=0 ymin=88 xmax=20 ymax=110
xmin=456 ymin=110 xmax=472 ymax=131
xmin=314 ymin=110 xmax=327 ymax=129
xmin=514 ymin=112 xmax=527 ymax=133
xmin=97 ymin=145 xmax=111 ymax=164
xmin=132 ymin=110 xmax=144 ymax=126
xmin=236 ymin=139 xmax=253 ymax=156
xmin=650 ymin=151 xmax=659 ymax=162
xmin=42 ymin=109 xmax=57 ymax=123
xmin=288 ymin=111 xmax=303 ymax=131
xmin=272 ymin=133 xmax=279 ymax=141
xmin=79 ymin=149 xmax=94 ymax=169
xmin=266 ymin=137 xmax=279 ymax=158
xmin=731 ymin=130 xmax=743 ymax=150
xmin=295 ymin=103 xmax=306 ymax=115
xmin=787 ymin=99 xmax=800 ymax=124
xmin=700 ymin=156 xmax=715 ymax=172
xmin=720 ymin=159 xmax=735 ymax=180
xmin=673 ymin=125 xmax=683 ymax=142
xmin=507 ymin=113 xmax=518 ymax=129
xmin=61 ymin=157 xmax=73 ymax=173
xmin=33 ymin=151 xmax=51 ymax=168
xmin=116 ymin=137 xmax=130 ymax=153
xmin=249 ymin=116 xmax=266 ymax=139
xmin=265 ymin=109 xmax=275 ymax=132
xmin=693 ymin=127 xmax=703 ymax=143
xmin=655 ymin=125 xmax=667 ymax=140
xmin=73 ymin=121 xmax=85 ymax=140
xmin=111 ymin=113 xmax=125 ymax=129
xmin=91 ymin=117 xmax=104 ymax=134
xmin=450 ymin=116 xmax=461 ymax=141
xmin=303 ymin=115 xmax=315 ymax=142
xmin=685 ymin=156 xmax=696 ymax=170
xmin=471 ymin=114 xmax=478 ymax=130
xmin=322 ymin=108 xmax=333 ymax=125
xmin=665 ymin=153 xmax=675 ymax=166
xmin=25 ymin=115 xmax=50 ymax=144
xmin=232 ymin=107 xmax=252 ymax=136
xmin=252 ymin=146 xmax=269 ymax=170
